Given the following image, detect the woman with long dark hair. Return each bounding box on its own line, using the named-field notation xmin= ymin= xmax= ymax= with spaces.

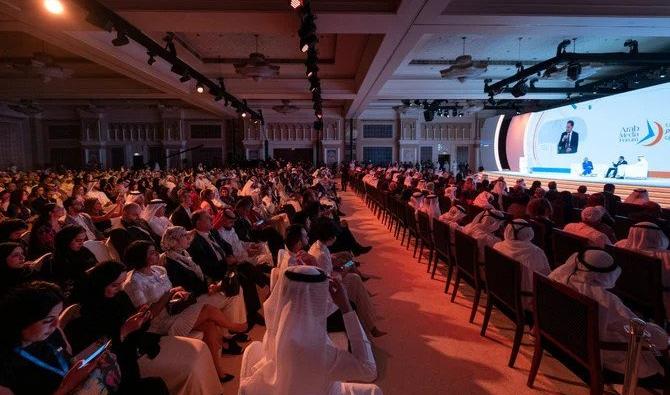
xmin=78 ymin=261 xmax=220 ymax=395
xmin=28 ymin=203 xmax=65 ymax=259
xmin=6 ymin=189 xmax=31 ymax=220
xmin=42 ymin=224 xmax=97 ymax=301
xmin=0 ymin=242 xmax=42 ymax=295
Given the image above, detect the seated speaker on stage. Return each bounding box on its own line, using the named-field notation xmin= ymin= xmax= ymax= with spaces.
xmin=581 ymin=157 xmax=593 ymax=176
xmin=618 ymin=155 xmax=649 ymax=179
xmin=605 ymin=156 xmax=627 ymax=178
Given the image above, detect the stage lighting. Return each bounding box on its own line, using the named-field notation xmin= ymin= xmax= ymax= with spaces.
xmin=510 ymin=79 xmax=528 ymax=98
xmin=313 ymin=119 xmax=323 ymax=130
xmin=300 ymin=33 xmax=318 ymax=53
xmin=452 ymin=109 xmax=458 ymax=117
xmin=44 ymin=0 xmax=64 ymax=14
xmin=147 ymin=52 xmax=156 ymax=65
xmin=290 ymin=0 xmax=304 ymax=9
xmin=112 ymin=30 xmax=130 ymax=46
xmin=567 ymin=63 xmax=581 ymax=81
xmin=86 ymin=11 xmax=113 ymax=31
xmin=196 ymin=82 xmax=204 ymax=93
xmin=241 ymin=111 xmax=248 ymax=118
xmin=179 ymin=72 xmax=191 ymax=83
xmin=316 ymin=110 xmax=323 ymax=119
xmin=423 ymin=110 xmax=434 ymax=122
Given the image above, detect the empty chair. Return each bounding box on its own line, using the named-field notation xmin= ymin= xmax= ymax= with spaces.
xmin=551 ymin=228 xmax=588 ymax=269
xmin=606 ymin=245 xmax=665 ymax=326
xmin=451 ymin=229 xmax=484 ymax=323
xmin=430 ymin=220 xmax=453 ymax=292
xmin=612 ymin=215 xmax=633 ymax=241
xmin=481 ymin=247 xmax=529 ymax=367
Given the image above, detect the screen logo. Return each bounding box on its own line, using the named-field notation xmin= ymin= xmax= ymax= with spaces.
xmin=639 ymin=121 xmax=664 ymax=146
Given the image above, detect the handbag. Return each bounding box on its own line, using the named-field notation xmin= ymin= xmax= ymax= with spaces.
xmin=220 ymin=268 xmax=240 ymax=297
xmin=166 ymin=294 xmax=197 ymax=316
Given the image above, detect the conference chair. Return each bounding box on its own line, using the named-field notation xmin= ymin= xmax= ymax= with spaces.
xmin=416 ymin=211 xmax=435 ymax=267
xmin=481 ymin=247 xmax=530 ymax=367
xmin=551 ymin=229 xmax=589 ymax=269
xmin=612 ymin=215 xmax=633 ymax=241
xmin=618 ymin=202 xmax=647 ymax=218
xmin=606 ymin=245 xmax=666 ymax=327
xmin=430 ymin=220 xmax=454 ymax=294
xmin=83 ymin=239 xmax=113 ymax=263
xmin=528 ymin=274 xmax=628 ymax=395
xmin=451 ymin=230 xmax=484 ymax=323
xmin=403 ymin=205 xmax=419 ymax=255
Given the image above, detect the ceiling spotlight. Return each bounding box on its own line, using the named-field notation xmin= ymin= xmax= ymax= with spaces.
xmin=241 ymin=111 xmax=248 ymax=118
xmin=510 ymin=79 xmax=528 ymax=98
xmin=214 ymin=93 xmax=223 ymax=101
xmin=306 ymin=65 xmax=319 ymax=78
xmin=451 ymin=109 xmax=458 ymax=117
xmin=196 ymin=82 xmax=204 ymax=93
xmin=178 ymin=70 xmax=191 ymax=83
xmin=290 ymin=0 xmax=304 ymax=9
xmin=44 ymin=0 xmax=64 ymax=14
xmin=147 ymin=51 xmax=156 ymax=65
xmin=458 ymin=113 xmax=463 ymax=117
xmin=300 ymin=34 xmax=318 ymax=53
xmin=423 ymin=110 xmax=434 ymax=122
xmin=112 ymin=30 xmax=130 ymax=47
xmin=316 ymin=111 xmax=323 ymax=119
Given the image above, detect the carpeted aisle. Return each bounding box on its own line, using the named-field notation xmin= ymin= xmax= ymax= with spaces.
xmin=335 ymin=189 xmax=615 ymax=395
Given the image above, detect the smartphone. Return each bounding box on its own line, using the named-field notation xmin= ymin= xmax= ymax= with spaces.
xmin=77 ymin=338 xmax=111 ymax=367
xmin=254 ymin=219 xmax=264 ymax=226
xmin=343 ymin=260 xmax=355 ymax=269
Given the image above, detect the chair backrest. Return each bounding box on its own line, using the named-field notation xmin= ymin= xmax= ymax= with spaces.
xmin=417 ymin=211 xmax=432 ymax=239
xmin=618 ymin=202 xmax=646 ymax=217
xmin=484 ymin=247 xmax=522 ymax=318
xmin=612 ymin=216 xmax=633 ymax=241
xmin=662 ymin=208 xmax=670 ymax=221
xmin=528 ymin=219 xmax=547 ymax=250
xmin=432 ymin=220 xmax=450 ymax=257
xmin=533 ymin=273 xmax=601 ymax=370
xmin=551 ymin=229 xmax=588 ymax=269
xmin=59 ymin=303 xmax=82 ymax=333
xmin=454 ymin=229 xmax=479 ymax=280
xmin=606 ymin=245 xmax=665 ymax=324
xmin=83 ymin=239 xmax=112 ymax=263
xmin=405 ymin=205 xmax=417 ymax=229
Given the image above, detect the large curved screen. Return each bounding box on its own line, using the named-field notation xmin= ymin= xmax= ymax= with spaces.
xmin=506 ymin=83 xmax=670 ymax=177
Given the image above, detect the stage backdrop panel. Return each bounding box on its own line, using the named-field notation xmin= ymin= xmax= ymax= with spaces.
xmin=502 ymin=82 xmax=670 ymax=177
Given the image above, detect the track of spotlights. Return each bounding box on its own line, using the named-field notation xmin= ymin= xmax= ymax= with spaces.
xmin=44 ymin=0 xmax=64 ymax=14
xmin=290 ymin=0 xmax=304 ymax=8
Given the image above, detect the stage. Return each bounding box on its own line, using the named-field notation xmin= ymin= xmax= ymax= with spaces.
xmin=484 ymin=171 xmax=670 ymax=208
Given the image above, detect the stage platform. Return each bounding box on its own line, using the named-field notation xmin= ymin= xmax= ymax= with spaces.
xmin=484 ymin=171 xmax=670 ymax=208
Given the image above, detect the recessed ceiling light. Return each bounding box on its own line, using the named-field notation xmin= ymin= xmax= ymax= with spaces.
xmin=44 ymin=0 xmax=64 ymax=14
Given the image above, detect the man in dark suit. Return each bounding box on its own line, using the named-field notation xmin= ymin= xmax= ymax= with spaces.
xmin=188 ymin=210 xmax=267 ymax=327
xmin=557 ymin=120 xmax=579 ymax=154
xmin=109 ymin=203 xmax=162 ymax=256
xmin=605 ymin=156 xmax=627 ymax=178
xmin=168 ymin=188 xmax=193 ymax=230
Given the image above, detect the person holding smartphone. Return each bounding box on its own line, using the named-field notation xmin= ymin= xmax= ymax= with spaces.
xmin=0 ymin=282 xmax=120 ymax=395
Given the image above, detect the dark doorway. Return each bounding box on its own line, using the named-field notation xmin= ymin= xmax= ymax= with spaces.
xmin=273 ymin=148 xmax=313 ymax=163
xmin=438 ymin=154 xmax=450 ymax=171
xmin=132 ymin=154 xmax=144 ymax=169
xmin=110 ymin=147 xmax=125 ymax=169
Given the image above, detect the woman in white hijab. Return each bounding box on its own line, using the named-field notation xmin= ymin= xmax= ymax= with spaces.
xmin=624 ymin=188 xmax=650 ymax=205
xmin=548 ymin=249 xmax=667 ymax=378
xmin=615 ymin=222 xmax=670 ymax=317
xmin=472 ymin=191 xmax=495 ymax=209
xmin=563 ymin=206 xmax=612 ymax=248
xmin=462 ymin=209 xmax=506 ymax=262
xmin=493 ymin=219 xmax=550 ymax=310
xmin=239 ymin=266 xmax=382 ymax=395
xmin=141 ymin=199 xmax=171 ymax=237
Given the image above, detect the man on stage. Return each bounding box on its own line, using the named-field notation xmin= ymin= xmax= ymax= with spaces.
xmin=605 ymin=156 xmax=627 ymax=178
xmin=557 ymin=120 xmax=579 ymax=154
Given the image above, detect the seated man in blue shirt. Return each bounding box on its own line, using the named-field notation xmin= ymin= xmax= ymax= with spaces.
xmin=581 ymin=157 xmax=594 ymax=176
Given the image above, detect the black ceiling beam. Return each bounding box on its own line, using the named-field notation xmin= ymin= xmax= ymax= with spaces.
xmin=71 ymin=0 xmax=262 ymax=121
xmin=485 ymin=50 xmax=670 ymax=96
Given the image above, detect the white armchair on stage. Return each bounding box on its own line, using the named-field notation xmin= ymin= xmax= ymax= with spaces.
xmin=618 ymin=156 xmax=649 ymax=179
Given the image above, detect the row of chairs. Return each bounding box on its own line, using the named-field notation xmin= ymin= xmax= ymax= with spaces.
xmin=350 ymin=178 xmax=668 ymax=394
